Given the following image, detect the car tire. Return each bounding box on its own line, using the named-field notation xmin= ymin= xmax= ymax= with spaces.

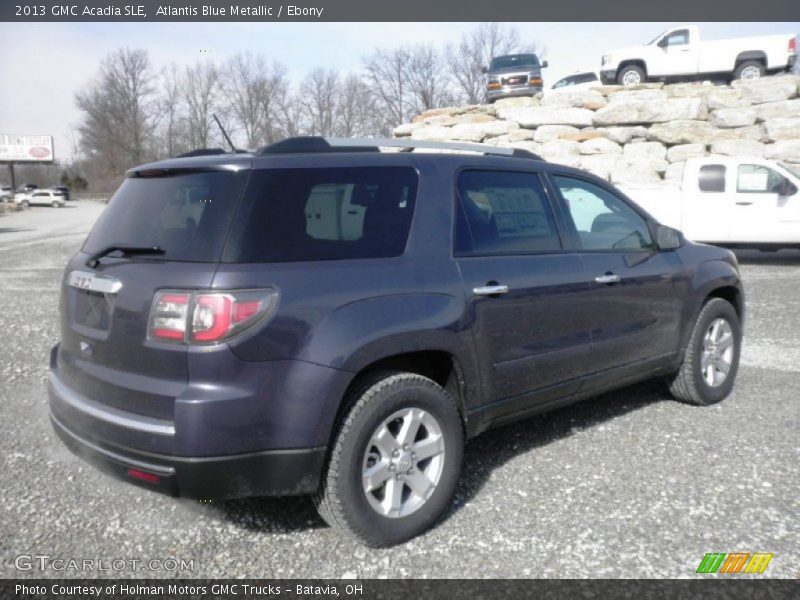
xmin=314 ymin=371 xmax=464 ymax=547
xmin=20 ymin=200 xmax=29 ymax=208
xmin=734 ymin=60 xmax=765 ymax=81
xmin=52 ymin=200 xmax=60 ymax=208
xmin=668 ymin=298 xmax=741 ymax=406
xmin=617 ymin=64 xmax=646 ymax=86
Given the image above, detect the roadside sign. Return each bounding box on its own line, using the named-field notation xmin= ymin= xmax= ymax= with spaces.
xmin=0 ymin=134 xmax=54 ymax=162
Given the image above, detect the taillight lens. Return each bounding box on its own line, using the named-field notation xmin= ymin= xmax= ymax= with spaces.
xmin=790 ymin=37 xmax=796 ymax=53
xmin=149 ymin=289 xmax=276 ymax=345
xmin=150 ymin=293 xmax=189 ymax=341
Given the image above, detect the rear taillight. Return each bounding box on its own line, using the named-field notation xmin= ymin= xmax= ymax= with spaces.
xmin=148 ymin=289 xmax=276 ymax=345
xmin=790 ymin=37 xmax=796 ymax=53
xmin=150 ymin=293 xmax=189 ymax=341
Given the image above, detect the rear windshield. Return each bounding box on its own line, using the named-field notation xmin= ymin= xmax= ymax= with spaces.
xmin=223 ymin=167 xmax=418 ymax=262
xmin=490 ymin=54 xmax=540 ymax=70
xmin=83 ymin=170 xmax=247 ymax=262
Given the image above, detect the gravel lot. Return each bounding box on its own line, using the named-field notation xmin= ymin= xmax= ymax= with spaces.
xmin=1 ymin=202 xmax=798 ymax=579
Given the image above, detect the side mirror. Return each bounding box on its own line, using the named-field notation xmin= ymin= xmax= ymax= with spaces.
xmin=657 ymin=37 xmax=668 ymax=48
xmin=776 ymin=179 xmax=798 ymax=196
xmin=656 ymin=224 xmax=682 ymax=250
xmin=481 ymin=66 xmax=488 ymax=74
xmin=541 ymin=60 xmax=549 ymax=68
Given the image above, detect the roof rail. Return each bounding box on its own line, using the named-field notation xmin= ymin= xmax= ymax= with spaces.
xmin=256 ymin=136 xmax=543 ymax=161
xmin=176 ymin=148 xmax=249 ymax=158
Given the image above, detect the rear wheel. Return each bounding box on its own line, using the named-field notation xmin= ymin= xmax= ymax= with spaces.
xmin=668 ymin=298 xmax=741 ymax=406
xmin=734 ymin=60 xmax=765 ymax=81
xmin=52 ymin=200 xmax=60 ymax=208
xmin=315 ymin=371 xmax=463 ymax=547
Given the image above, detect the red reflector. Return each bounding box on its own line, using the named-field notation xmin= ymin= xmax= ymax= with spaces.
xmin=126 ymin=468 xmax=160 ymax=484
xmin=233 ymin=300 xmax=261 ymax=323
xmin=151 ymin=328 xmax=184 ymax=340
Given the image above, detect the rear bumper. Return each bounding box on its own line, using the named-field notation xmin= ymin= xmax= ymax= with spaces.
xmin=50 ymin=411 xmax=326 ymax=499
xmin=47 ymin=342 xmax=346 ymax=498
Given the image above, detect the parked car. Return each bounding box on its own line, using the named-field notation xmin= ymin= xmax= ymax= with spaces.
xmin=548 ymin=70 xmax=601 ymax=94
xmin=49 ymin=137 xmax=744 ymax=547
xmin=484 ymin=53 xmax=549 ymax=102
xmin=601 ymin=25 xmax=797 ymax=86
xmin=50 ymin=186 xmax=71 ymax=201
xmin=622 ymin=157 xmax=800 ymax=249
xmin=16 ymin=189 xmax=66 ymax=208
xmin=17 ymin=183 xmax=38 ymax=194
xmin=0 ymin=185 xmax=12 ymax=202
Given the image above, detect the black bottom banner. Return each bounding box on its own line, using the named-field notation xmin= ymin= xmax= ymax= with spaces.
xmin=2 ymin=579 xmax=799 ymax=600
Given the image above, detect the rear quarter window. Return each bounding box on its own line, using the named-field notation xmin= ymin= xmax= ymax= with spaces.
xmin=698 ymin=165 xmax=726 ymax=193
xmin=223 ymin=167 xmax=418 ymax=262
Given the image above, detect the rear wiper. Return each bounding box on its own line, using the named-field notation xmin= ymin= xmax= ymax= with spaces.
xmin=86 ymin=245 xmax=165 ymax=268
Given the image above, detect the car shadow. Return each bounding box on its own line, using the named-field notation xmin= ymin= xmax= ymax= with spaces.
xmin=733 ymin=249 xmax=800 ymax=265
xmin=441 ymin=379 xmax=666 ymax=525
xmin=0 ymin=227 xmax=34 ymax=234
xmin=213 ymin=378 xmax=667 ymax=537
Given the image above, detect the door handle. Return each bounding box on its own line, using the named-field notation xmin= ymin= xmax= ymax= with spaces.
xmin=736 ymin=201 xmax=754 ymax=206
xmin=473 ymin=284 xmax=509 ymax=296
xmin=595 ymin=274 xmax=621 ymax=284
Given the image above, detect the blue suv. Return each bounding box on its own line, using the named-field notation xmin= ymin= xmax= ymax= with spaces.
xmin=49 ymin=137 xmax=744 ymax=546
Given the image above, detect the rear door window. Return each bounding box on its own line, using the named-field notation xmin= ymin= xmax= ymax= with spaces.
xmin=224 ymin=167 xmax=418 ymax=262
xmin=454 ymin=170 xmax=562 ymax=255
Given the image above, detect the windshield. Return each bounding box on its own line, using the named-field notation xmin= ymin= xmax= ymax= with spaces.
xmin=490 ymin=54 xmax=539 ymax=70
xmin=83 ymin=170 xmax=247 ymax=262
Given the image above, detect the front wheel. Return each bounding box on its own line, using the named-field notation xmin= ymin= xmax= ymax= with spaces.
xmin=315 ymin=371 xmax=464 ymax=547
xmin=668 ymin=298 xmax=742 ymax=406
xmin=617 ymin=64 xmax=645 ymax=86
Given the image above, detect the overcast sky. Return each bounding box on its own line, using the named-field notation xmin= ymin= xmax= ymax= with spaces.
xmin=0 ymin=21 xmax=797 ymax=161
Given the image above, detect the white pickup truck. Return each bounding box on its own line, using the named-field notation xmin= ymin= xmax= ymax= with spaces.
xmin=622 ymin=157 xmax=800 ymax=249
xmin=601 ymin=25 xmax=797 ymax=86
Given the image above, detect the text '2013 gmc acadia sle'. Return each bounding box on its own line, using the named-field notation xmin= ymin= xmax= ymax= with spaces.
xmin=49 ymin=136 xmax=744 ymax=546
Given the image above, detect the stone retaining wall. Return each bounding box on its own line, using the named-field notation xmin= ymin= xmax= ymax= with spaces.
xmin=394 ymin=75 xmax=800 ymax=183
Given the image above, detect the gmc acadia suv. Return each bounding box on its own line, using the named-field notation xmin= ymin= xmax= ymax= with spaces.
xmin=49 ymin=136 xmax=744 ymax=547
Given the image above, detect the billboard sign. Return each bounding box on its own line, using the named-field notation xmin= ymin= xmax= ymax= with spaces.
xmin=0 ymin=134 xmax=54 ymax=162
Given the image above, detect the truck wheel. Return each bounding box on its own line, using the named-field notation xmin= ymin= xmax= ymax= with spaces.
xmin=617 ymin=65 xmax=645 ymax=86
xmin=668 ymin=298 xmax=741 ymax=406
xmin=734 ymin=60 xmax=765 ymax=81
xmin=314 ymin=371 xmax=463 ymax=547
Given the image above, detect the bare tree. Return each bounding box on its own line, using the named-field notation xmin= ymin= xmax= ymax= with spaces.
xmin=182 ymin=61 xmax=220 ymax=148
xmin=75 ymin=48 xmax=160 ymax=176
xmin=446 ymin=23 xmax=547 ymax=104
xmin=362 ymin=46 xmax=412 ymax=128
xmin=406 ymin=44 xmax=452 ymax=113
xmin=223 ymin=52 xmax=288 ymax=149
xmin=335 ymin=73 xmax=385 ymax=137
xmin=299 ymin=68 xmax=340 ymax=136
xmin=159 ymin=62 xmax=189 ymax=157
